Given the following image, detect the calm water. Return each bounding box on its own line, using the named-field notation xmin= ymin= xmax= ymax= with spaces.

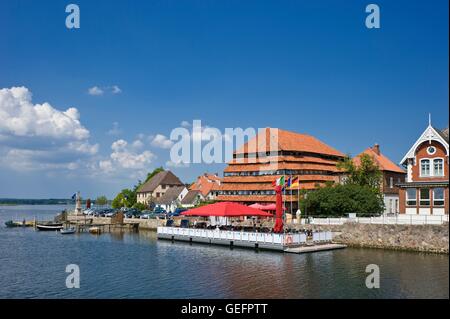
xmin=0 ymin=205 xmax=448 ymax=299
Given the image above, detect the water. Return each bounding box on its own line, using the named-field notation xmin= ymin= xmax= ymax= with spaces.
xmin=0 ymin=205 xmax=448 ymax=299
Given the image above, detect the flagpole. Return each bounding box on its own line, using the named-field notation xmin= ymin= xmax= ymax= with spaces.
xmin=290 ymin=174 xmax=293 ymax=219
xmin=282 ymin=175 xmax=286 ymax=233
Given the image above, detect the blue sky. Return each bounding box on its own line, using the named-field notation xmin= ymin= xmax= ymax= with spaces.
xmin=0 ymin=0 xmax=448 ymax=199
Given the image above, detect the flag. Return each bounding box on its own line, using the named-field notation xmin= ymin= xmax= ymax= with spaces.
xmin=288 ymin=176 xmax=299 ymax=189
xmin=286 ymin=176 xmax=292 ymax=187
xmin=71 ymin=193 xmax=77 ymax=200
xmin=272 ymin=176 xmax=285 ymax=187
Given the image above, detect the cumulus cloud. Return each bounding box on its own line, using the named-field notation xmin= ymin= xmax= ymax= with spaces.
xmin=99 ymin=138 xmax=156 ymax=174
xmin=0 ymin=86 xmax=98 ymax=172
xmin=0 ymin=87 xmax=89 ymax=140
xmin=150 ymin=134 xmax=174 ymax=149
xmin=180 ymin=120 xmax=191 ymax=128
xmin=88 ymin=86 xmax=104 ymax=96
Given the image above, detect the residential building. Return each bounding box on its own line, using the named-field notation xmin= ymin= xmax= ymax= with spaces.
xmin=353 ymin=144 xmax=406 ymax=215
xmin=154 ymin=186 xmax=188 ymax=212
xmin=189 ymin=173 xmax=222 ymax=200
xmin=136 ymin=170 xmax=184 ymax=205
xmin=398 ymin=122 xmax=449 ymax=215
xmin=181 ymin=190 xmax=205 ymax=208
xmin=217 ymin=127 xmax=345 ymax=211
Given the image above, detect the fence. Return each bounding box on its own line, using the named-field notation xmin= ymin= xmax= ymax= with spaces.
xmin=303 ymin=214 xmax=449 ymax=226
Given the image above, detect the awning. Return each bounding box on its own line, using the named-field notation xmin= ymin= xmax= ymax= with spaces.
xmin=181 ymin=202 xmax=274 ymax=217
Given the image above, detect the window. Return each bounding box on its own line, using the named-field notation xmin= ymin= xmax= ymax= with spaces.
xmin=406 ymin=189 xmax=417 ymax=206
xmin=420 ymin=159 xmax=430 ymax=176
xmin=427 ymin=146 xmax=436 ymax=155
xmin=433 ymin=159 xmax=444 ymax=176
xmin=389 ymin=177 xmax=393 ymax=188
xmin=420 ymin=188 xmax=430 ymax=206
xmin=433 ymin=188 xmax=445 ymax=206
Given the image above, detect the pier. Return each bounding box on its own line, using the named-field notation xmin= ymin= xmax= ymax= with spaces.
xmin=157 ymin=226 xmax=345 ymax=253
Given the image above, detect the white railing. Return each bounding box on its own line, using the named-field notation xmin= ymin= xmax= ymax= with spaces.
xmin=304 ymin=214 xmax=449 ymax=226
xmin=157 ymin=227 xmax=332 ymax=246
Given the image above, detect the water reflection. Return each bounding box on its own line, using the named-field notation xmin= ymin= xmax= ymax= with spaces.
xmin=0 ymin=205 xmax=448 ymax=299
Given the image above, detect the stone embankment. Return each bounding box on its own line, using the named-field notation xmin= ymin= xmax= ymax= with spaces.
xmin=291 ymin=223 xmax=449 ymax=254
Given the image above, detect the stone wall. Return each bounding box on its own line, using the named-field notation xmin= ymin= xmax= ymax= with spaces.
xmin=297 ymin=223 xmax=449 ymax=254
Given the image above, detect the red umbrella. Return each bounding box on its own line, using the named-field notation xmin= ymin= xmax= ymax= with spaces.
xmin=181 ymin=202 xmax=273 ymax=217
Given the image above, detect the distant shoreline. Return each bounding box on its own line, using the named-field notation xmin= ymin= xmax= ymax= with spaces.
xmin=0 ymin=199 xmax=74 ymax=206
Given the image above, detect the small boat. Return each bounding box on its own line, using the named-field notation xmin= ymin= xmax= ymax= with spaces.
xmin=36 ymin=223 xmax=64 ymax=231
xmin=5 ymin=220 xmax=22 ymax=228
xmin=89 ymin=226 xmax=101 ymax=234
xmin=60 ymin=227 xmax=76 ymax=234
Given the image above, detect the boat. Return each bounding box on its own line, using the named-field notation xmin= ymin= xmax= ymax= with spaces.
xmin=89 ymin=226 xmax=101 ymax=234
xmin=5 ymin=220 xmax=34 ymax=228
xmin=36 ymin=223 xmax=64 ymax=231
xmin=5 ymin=220 xmax=22 ymax=228
xmin=60 ymin=227 xmax=76 ymax=234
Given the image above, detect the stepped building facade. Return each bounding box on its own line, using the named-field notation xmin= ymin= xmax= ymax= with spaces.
xmin=217 ymin=128 xmax=345 ymax=210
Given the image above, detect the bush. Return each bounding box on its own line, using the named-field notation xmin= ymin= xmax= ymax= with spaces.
xmin=301 ymin=184 xmax=384 ymax=217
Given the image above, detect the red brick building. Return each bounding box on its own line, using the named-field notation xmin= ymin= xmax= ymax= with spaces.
xmin=217 ymin=128 xmax=345 ymax=210
xmin=398 ymin=123 xmax=449 ymax=215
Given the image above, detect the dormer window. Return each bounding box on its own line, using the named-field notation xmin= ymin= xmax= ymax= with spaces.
xmin=420 ymin=159 xmax=430 ymax=176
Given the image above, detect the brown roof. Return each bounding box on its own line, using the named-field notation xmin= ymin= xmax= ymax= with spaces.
xmin=154 ymin=186 xmax=186 ymax=205
xmin=224 ymin=162 xmax=341 ymax=173
xmin=222 ymin=175 xmax=337 ymax=184
xmin=234 ymin=128 xmax=345 ymax=158
xmin=438 ymin=127 xmax=449 ymax=142
xmin=181 ymin=190 xmax=204 ymax=205
xmin=137 ymin=170 xmax=184 ymax=193
xmin=189 ymin=173 xmax=222 ymax=197
xmin=354 ymin=145 xmax=405 ymax=174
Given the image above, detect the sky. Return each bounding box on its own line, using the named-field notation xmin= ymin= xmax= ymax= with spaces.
xmin=0 ymin=0 xmax=448 ymax=199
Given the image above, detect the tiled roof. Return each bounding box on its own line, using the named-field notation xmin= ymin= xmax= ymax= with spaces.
xmin=234 ymin=128 xmax=345 ymax=157
xmin=137 ymin=170 xmax=184 ymax=193
xmin=189 ymin=173 xmax=222 ymax=197
xmin=154 ymin=186 xmax=186 ymax=205
xmin=181 ymin=190 xmax=203 ymax=205
xmin=438 ymin=127 xmax=449 ymax=142
xmin=354 ymin=145 xmax=405 ymax=174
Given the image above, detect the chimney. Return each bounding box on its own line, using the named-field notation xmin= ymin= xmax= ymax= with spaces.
xmin=373 ymin=144 xmax=380 ymax=155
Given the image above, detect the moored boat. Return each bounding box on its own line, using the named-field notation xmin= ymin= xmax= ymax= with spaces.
xmin=89 ymin=226 xmax=101 ymax=234
xmin=5 ymin=220 xmax=22 ymax=228
xmin=60 ymin=227 xmax=76 ymax=234
xmin=36 ymin=223 xmax=64 ymax=231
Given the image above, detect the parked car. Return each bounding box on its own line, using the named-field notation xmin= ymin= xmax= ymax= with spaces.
xmin=139 ymin=210 xmax=153 ymax=219
xmin=125 ymin=209 xmax=141 ymax=218
xmin=168 ymin=208 xmax=187 ymax=217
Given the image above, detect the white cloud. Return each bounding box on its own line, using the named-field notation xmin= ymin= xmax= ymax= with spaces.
xmin=111 ymin=85 xmax=122 ymax=94
xmin=166 ymin=160 xmax=190 ymax=168
xmin=99 ymin=138 xmax=156 ymax=174
xmin=0 ymin=87 xmax=89 ymax=140
xmin=88 ymin=86 xmax=104 ymax=96
xmin=180 ymin=120 xmax=191 ymax=128
xmin=0 ymin=86 xmax=98 ymax=172
xmin=151 ymin=134 xmax=174 ymax=149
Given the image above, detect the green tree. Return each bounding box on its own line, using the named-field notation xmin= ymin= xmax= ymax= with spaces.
xmin=95 ymin=195 xmax=108 ymax=206
xmin=111 ymin=189 xmax=136 ymax=208
xmin=301 ymin=184 xmax=384 ymax=217
xmin=337 ymin=153 xmax=382 ymax=190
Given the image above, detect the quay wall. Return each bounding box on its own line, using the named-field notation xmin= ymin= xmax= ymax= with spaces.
xmin=292 ymin=223 xmax=449 ymax=254
xmin=66 ymin=215 xmax=167 ymax=230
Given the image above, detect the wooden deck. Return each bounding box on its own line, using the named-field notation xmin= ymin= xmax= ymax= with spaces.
xmin=284 ymin=243 xmax=347 ymax=254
